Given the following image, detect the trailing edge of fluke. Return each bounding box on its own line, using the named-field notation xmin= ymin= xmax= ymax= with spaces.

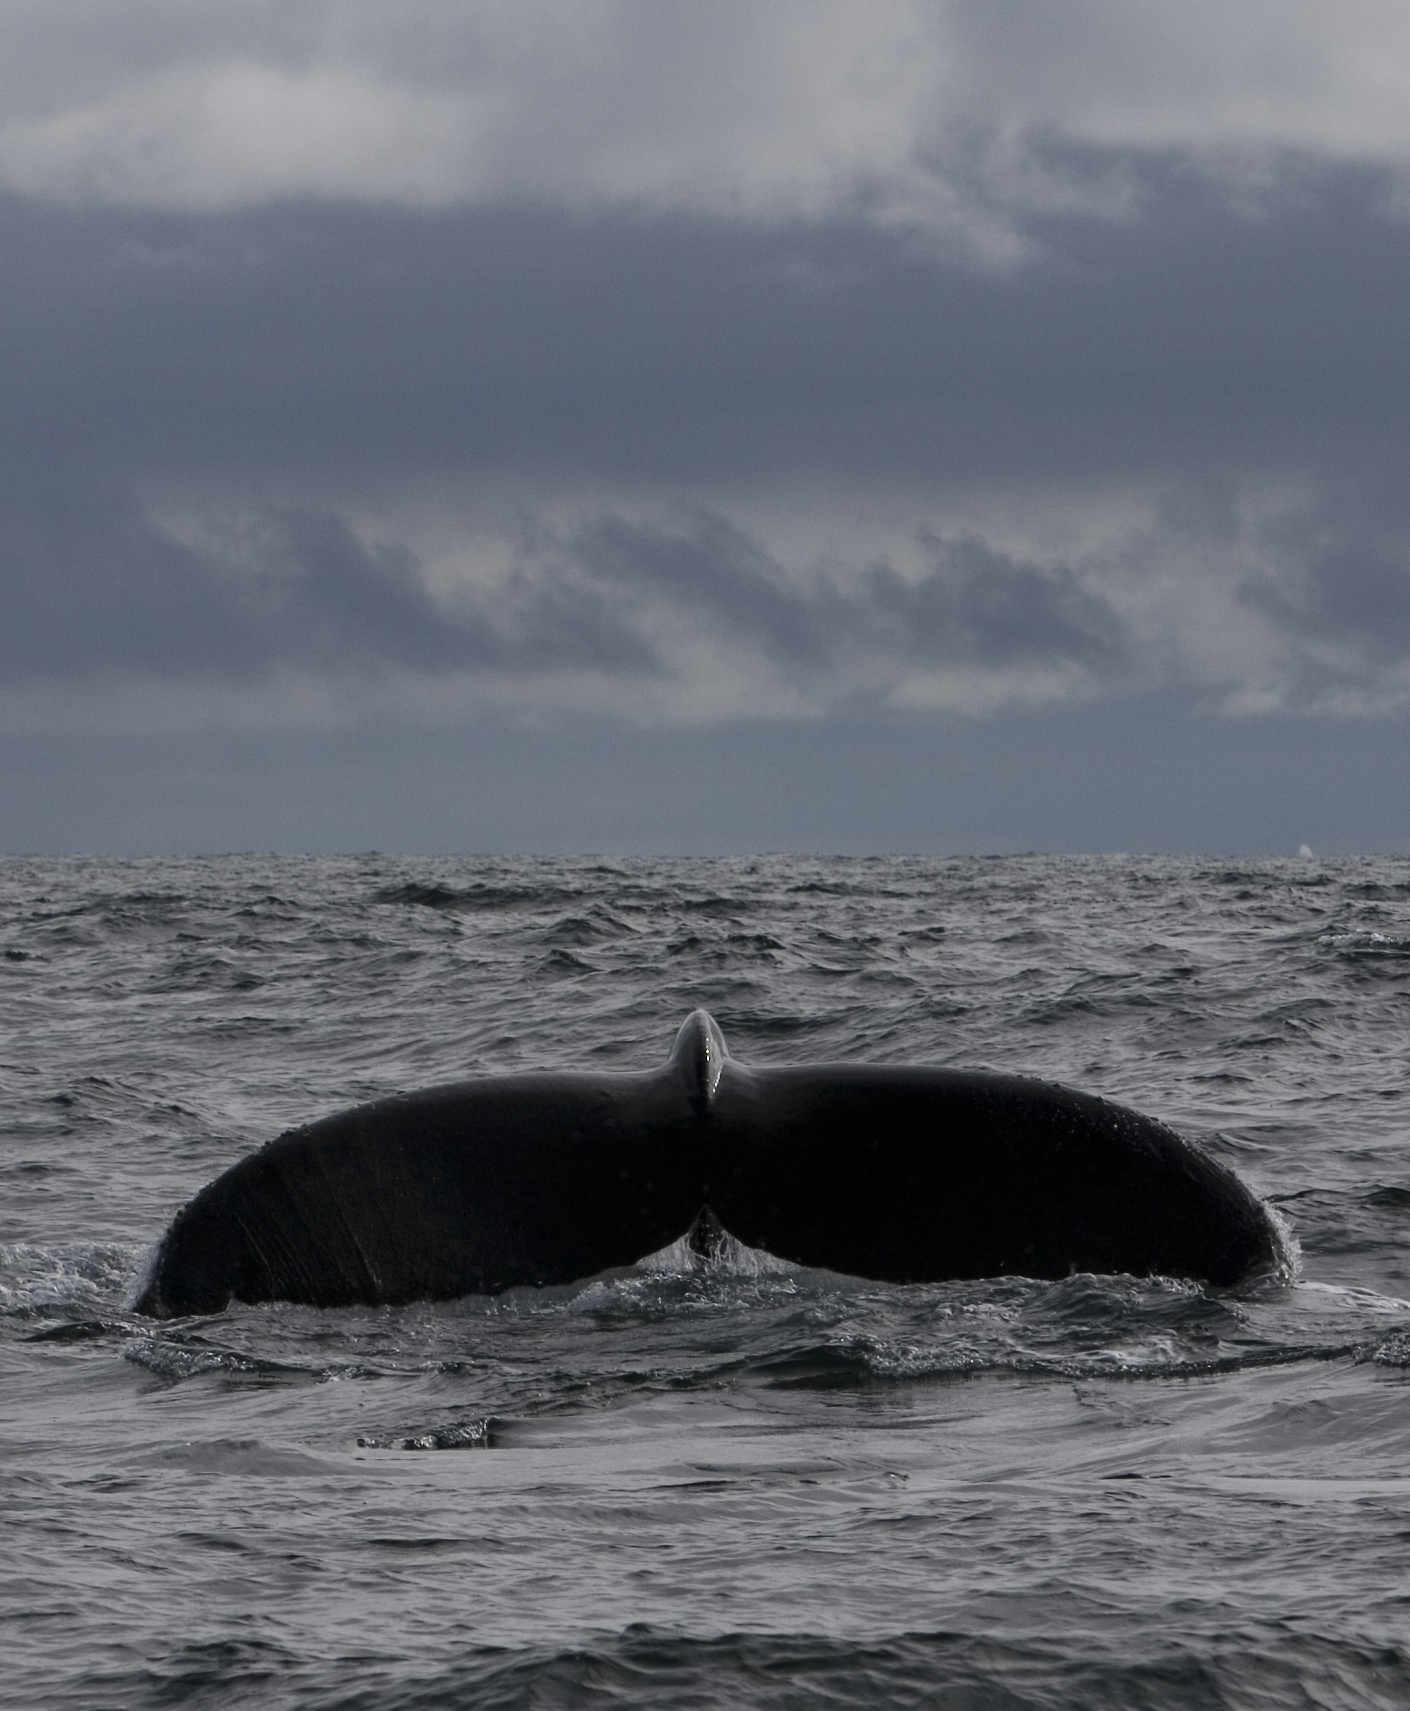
xmin=135 ymin=1009 xmax=1286 ymax=1317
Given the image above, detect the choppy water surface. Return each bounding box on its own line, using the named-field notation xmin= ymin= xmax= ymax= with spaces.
xmin=4 ymin=854 xmax=1410 ymax=1708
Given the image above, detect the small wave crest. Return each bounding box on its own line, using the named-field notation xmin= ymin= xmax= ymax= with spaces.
xmin=356 ymin=1417 xmax=496 ymax=1451
xmin=0 ymin=1240 xmax=148 ymax=1316
xmin=1263 ymin=1199 xmax=1302 ymax=1287
xmin=373 ymin=880 xmax=554 ymax=912
xmin=1361 ymin=1332 xmax=1410 ymax=1366
xmin=1320 ymin=930 xmax=1410 ymax=956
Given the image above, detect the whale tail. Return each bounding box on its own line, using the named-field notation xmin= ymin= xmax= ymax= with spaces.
xmin=137 ymin=1008 xmax=1287 ymax=1315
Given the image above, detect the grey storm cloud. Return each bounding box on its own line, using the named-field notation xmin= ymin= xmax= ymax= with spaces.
xmin=1247 ymin=542 xmax=1410 ymax=658
xmin=0 ymin=485 xmax=1130 ymax=697
xmin=3 ymin=150 xmax=1406 ymax=719
xmin=4 ymin=3 xmax=1410 ymax=850
xmin=865 ymin=536 xmax=1126 ymax=675
xmin=1236 ymin=496 xmax=1410 ymax=702
xmin=0 ymin=489 xmax=487 ymax=679
xmin=0 ymin=151 xmax=1408 ymax=726
xmin=0 ymin=154 xmax=1407 ymax=494
xmin=0 ymin=489 xmax=658 ymax=683
xmin=572 ymin=514 xmax=1128 ymax=678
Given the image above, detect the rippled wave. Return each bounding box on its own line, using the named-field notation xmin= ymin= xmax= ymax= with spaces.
xmin=5 ymin=854 xmax=1410 ymax=1707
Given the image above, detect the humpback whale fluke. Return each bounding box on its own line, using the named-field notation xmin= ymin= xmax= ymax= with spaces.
xmin=135 ymin=1011 xmax=1284 ymax=1318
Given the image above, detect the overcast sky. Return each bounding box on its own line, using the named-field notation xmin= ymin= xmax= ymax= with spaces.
xmin=3 ymin=0 xmax=1410 ymax=854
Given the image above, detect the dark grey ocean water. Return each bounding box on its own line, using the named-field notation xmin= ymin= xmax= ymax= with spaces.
xmin=5 ymin=853 xmax=1410 ymax=1709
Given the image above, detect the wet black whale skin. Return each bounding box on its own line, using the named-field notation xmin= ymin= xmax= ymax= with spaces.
xmin=136 ymin=1010 xmax=1282 ymax=1316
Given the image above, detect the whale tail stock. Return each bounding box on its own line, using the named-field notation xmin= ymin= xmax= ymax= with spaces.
xmin=684 ymin=1205 xmax=729 ymax=1261
xmin=670 ymin=1008 xmax=729 ymax=1110
xmin=135 ymin=1010 xmax=1286 ymax=1317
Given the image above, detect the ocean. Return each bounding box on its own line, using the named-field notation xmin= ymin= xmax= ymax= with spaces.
xmin=4 ymin=853 xmax=1410 ymax=1709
